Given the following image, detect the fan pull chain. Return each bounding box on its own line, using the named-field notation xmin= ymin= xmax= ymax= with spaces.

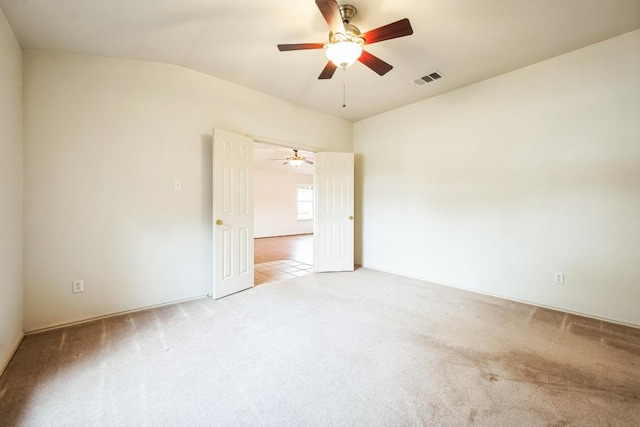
xmin=342 ymin=66 xmax=347 ymax=108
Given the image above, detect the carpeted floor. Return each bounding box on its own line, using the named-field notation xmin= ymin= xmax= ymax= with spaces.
xmin=1 ymin=268 xmax=639 ymax=426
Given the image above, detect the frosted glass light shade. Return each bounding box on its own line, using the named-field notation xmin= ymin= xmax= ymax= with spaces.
xmin=288 ymin=158 xmax=304 ymax=166
xmin=325 ymin=41 xmax=362 ymax=68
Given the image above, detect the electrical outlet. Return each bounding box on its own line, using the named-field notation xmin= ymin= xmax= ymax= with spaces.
xmin=554 ymin=272 xmax=564 ymax=284
xmin=72 ymin=280 xmax=84 ymax=293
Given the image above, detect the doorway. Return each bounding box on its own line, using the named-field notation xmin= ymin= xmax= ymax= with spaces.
xmin=254 ymin=235 xmax=313 ymax=285
xmin=252 ymin=141 xmax=316 ymax=286
xmin=212 ymin=129 xmax=355 ymax=298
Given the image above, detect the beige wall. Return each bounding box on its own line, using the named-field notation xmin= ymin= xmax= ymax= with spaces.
xmin=23 ymin=51 xmax=352 ymax=331
xmin=0 ymin=8 xmax=23 ymax=373
xmin=254 ymin=169 xmax=313 ymax=238
xmin=354 ymin=30 xmax=640 ymax=326
xmin=13 ymin=26 xmax=640 ymax=334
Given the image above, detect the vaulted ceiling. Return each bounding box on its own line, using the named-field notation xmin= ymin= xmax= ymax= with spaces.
xmin=1 ymin=0 xmax=639 ymax=122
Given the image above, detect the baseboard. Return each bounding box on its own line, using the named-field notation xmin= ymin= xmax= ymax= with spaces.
xmin=25 ymin=294 xmax=210 ymax=335
xmin=0 ymin=333 xmax=25 ymax=378
xmin=362 ymin=265 xmax=640 ymax=330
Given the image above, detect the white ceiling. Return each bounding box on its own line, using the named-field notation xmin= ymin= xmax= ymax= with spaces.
xmin=1 ymin=0 xmax=639 ymax=122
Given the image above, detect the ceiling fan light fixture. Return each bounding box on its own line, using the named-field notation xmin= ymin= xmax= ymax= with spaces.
xmin=325 ymin=40 xmax=362 ymax=68
xmin=288 ymin=158 xmax=305 ymax=166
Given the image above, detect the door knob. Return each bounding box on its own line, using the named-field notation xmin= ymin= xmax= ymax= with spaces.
xmin=216 ymin=219 xmax=223 ymax=226
xmin=348 ymin=216 xmax=354 ymax=220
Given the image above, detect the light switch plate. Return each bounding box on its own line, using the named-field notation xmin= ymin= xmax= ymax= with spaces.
xmin=72 ymin=280 xmax=84 ymax=293
xmin=554 ymin=272 xmax=564 ymax=284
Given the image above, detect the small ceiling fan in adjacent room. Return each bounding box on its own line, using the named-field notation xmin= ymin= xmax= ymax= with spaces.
xmin=269 ymin=149 xmax=314 ymax=166
xmin=277 ymin=0 xmax=414 ymax=79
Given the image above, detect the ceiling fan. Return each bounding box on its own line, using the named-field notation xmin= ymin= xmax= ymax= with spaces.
xmin=277 ymin=0 xmax=413 ymax=79
xmin=269 ymin=149 xmax=314 ymax=166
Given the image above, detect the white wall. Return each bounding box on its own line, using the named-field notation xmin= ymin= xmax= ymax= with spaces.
xmin=0 ymin=8 xmax=23 ymax=373
xmin=254 ymin=169 xmax=313 ymax=238
xmin=23 ymin=51 xmax=352 ymax=331
xmin=354 ymin=30 xmax=640 ymax=326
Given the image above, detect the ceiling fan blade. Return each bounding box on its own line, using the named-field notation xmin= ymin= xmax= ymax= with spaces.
xmin=358 ymin=50 xmax=393 ymax=76
xmin=318 ymin=61 xmax=338 ymax=79
xmin=277 ymin=43 xmax=325 ymax=52
xmin=304 ymin=160 xmax=314 ymax=165
xmin=315 ymin=0 xmax=345 ymax=35
xmin=361 ymin=18 xmax=413 ymax=45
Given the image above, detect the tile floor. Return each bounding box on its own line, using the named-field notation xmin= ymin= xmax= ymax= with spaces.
xmin=254 ymin=259 xmax=313 ymax=285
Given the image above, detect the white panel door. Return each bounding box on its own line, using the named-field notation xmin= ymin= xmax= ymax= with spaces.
xmin=314 ymin=152 xmax=354 ymax=272
xmin=213 ymin=128 xmax=254 ymax=299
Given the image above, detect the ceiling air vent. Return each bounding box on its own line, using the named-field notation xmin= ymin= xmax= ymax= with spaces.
xmin=413 ymin=71 xmax=445 ymax=86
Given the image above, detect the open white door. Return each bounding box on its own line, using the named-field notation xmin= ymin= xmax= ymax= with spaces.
xmin=212 ymin=128 xmax=254 ymax=299
xmin=314 ymin=152 xmax=354 ymax=272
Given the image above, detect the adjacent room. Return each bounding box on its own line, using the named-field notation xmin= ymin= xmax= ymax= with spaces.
xmin=253 ymin=142 xmax=315 ymax=285
xmin=1 ymin=0 xmax=639 ymax=425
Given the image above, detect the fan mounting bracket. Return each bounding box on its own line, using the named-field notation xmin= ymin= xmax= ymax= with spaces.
xmin=338 ymin=4 xmax=357 ymax=24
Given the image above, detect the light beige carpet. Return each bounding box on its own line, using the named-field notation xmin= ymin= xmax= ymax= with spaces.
xmin=1 ymin=268 xmax=639 ymax=426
